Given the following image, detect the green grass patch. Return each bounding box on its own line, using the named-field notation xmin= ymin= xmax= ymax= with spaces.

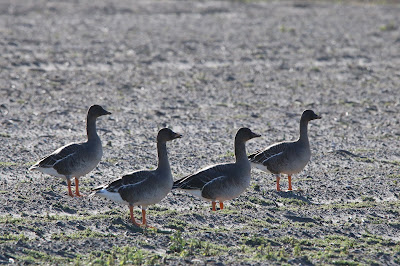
xmin=0 ymin=215 xmax=25 ymax=224
xmin=388 ymin=173 xmax=400 ymax=179
xmin=0 ymin=233 xmax=28 ymax=243
xmin=249 ymin=218 xmax=278 ymax=229
xmin=332 ymin=260 xmax=359 ymax=265
xmin=51 ymin=228 xmax=115 ymax=241
xmin=17 ymin=250 xmax=71 ymax=264
xmin=150 ymin=207 xmax=178 ymax=217
xmin=0 ymin=161 xmax=18 ymax=167
xmin=380 ymin=22 xmax=397 ymax=31
xmin=0 ymin=211 xmax=123 ymax=226
xmin=248 ymin=196 xmax=276 ymax=206
xmin=168 ymin=231 xmax=228 ymax=258
xmin=165 ymin=218 xmax=187 ymax=232
xmin=219 ymin=151 xmax=234 ymax=158
xmin=78 ymin=246 xmax=161 ymax=265
xmin=317 ymin=200 xmax=377 ymax=210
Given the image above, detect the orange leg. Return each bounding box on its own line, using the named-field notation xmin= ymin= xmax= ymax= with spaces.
xmin=287 ymin=175 xmax=293 ymax=191
xmin=212 ymin=201 xmax=217 ymax=211
xmin=75 ymin=177 xmax=83 ymax=197
xmin=129 ymin=206 xmax=143 ymax=227
xmin=141 ymin=209 xmax=155 ymax=228
xmin=219 ymin=202 xmax=224 ymax=210
xmin=141 ymin=209 xmax=147 ymax=226
xmin=67 ymin=179 xmax=74 ymax=197
xmin=276 ymin=175 xmax=281 ymax=191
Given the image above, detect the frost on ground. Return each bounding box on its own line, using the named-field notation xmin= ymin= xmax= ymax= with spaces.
xmin=0 ymin=0 xmax=399 ymax=264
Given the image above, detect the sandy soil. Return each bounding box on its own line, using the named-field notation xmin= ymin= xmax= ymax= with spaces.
xmin=1 ymin=0 xmax=400 ymax=264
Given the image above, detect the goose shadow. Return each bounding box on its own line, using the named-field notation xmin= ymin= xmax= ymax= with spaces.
xmin=110 ymin=217 xmax=174 ymax=234
xmin=275 ymin=190 xmax=313 ymax=204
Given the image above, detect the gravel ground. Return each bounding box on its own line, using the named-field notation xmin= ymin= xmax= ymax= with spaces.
xmin=1 ymin=0 xmax=400 ymax=264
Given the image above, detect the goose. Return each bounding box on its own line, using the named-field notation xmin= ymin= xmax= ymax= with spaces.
xmin=29 ymin=105 xmax=111 ymax=197
xmin=93 ymin=128 xmax=181 ymax=228
xmin=173 ymin=128 xmax=260 ymax=211
xmin=248 ymin=110 xmax=321 ymax=191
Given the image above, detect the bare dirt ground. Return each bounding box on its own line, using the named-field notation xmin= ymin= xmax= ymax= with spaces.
xmin=1 ymin=0 xmax=400 ymax=264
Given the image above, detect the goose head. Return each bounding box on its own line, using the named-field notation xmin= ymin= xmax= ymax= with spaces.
xmin=88 ymin=105 xmax=112 ymax=118
xmin=157 ymin=128 xmax=182 ymax=143
xmin=301 ymin=110 xmax=321 ymax=122
xmin=235 ymin=127 xmax=261 ymax=142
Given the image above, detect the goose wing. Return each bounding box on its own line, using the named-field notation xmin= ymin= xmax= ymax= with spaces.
xmin=173 ymin=164 xmax=232 ymax=190
xmin=31 ymin=143 xmax=83 ymax=169
xmin=248 ymin=142 xmax=290 ymax=165
xmin=98 ymin=170 xmax=154 ymax=193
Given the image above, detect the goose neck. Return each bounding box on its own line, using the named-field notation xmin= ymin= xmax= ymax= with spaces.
xmin=234 ymin=139 xmax=248 ymax=163
xmin=157 ymin=141 xmax=170 ymax=171
xmin=299 ymin=119 xmax=309 ymax=143
xmin=87 ymin=115 xmax=100 ymax=141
